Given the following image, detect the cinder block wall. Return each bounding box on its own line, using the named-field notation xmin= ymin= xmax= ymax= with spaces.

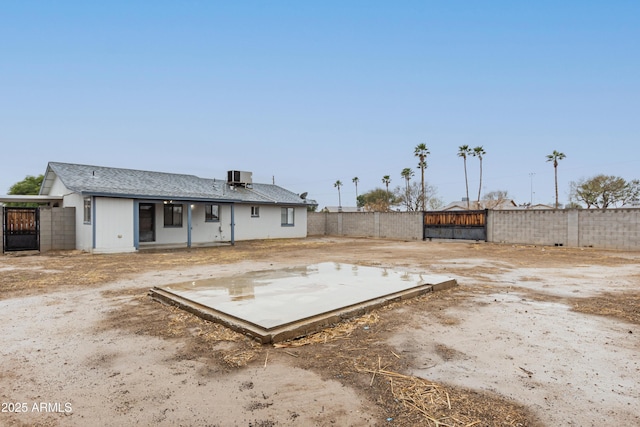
xmin=60 ymin=207 xmax=76 ymax=250
xmin=579 ymin=209 xmax=640 ymax=250
xmin=378 ymin=212 xmax=423 ymax=240
xmin=342 ymin=213 xmax=376 ymax=237
xmin=309 ymin=209 xmax=640 ymax=250
xmin=307 ymin=212 xmax=423 ymax=240
xmin=40 ymin=208 xmax=52 ymax=251
xmin=306 ymin=211 xmax=325 ymax=235
xmin=40 ymin=207 xmax=76 ymax=252
xmin=488 ymin=210 xmax=569 ymax=246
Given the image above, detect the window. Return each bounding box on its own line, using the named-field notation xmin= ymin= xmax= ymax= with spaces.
xmin=205 ymin=204 xmax=220 ymax=222
xmin=251 ymin=206 xmax=260 ymax=217
xmin=281 ymin=207 xmax=295 ymax=226
xmin=164 ymin=204 xmax=183 ymax=227
xmin=83 ymin=197 xmax=91 ymax=224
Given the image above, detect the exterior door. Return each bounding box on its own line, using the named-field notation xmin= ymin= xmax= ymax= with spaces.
xmin=3 ymin=207 xmax=40 ymax=252
xmin=139 ymin=203 xmax=155 ymax=242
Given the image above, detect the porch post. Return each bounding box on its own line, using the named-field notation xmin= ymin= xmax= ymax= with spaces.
xmin=187 ymin=204 xmax=192 ymax=248
xmin=91 ymin=196 xmax=96 ymax=250
xmin=230 ymin=204 xmax=235 ymax=245
xmin=133 ymin=200 xmax=140 ymax=250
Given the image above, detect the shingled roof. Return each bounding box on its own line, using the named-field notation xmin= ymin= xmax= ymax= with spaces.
xmin=41 ymin=162 xmax=313 ymax=206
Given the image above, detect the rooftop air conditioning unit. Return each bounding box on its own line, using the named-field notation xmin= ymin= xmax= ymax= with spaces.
xmin=227 ymin=170 xmax=253 ymax=185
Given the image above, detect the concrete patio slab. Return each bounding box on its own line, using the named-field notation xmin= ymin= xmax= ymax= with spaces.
xmin=150 ymin=262 xmax=456 ymax=343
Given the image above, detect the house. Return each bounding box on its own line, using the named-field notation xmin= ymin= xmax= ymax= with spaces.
xmin=33 ymin=162 xmax=316 ymax=253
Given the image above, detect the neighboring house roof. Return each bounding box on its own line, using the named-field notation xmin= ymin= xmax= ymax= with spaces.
xmin=41 ymin=162 xmax=313 ymax=206
xmin=323 ymin=206 xmax=361 ymax=213
xmin=442 ymin=199 xmax=518 ymax=211
xmin=528 ymin=203 xmax=555 ymax=210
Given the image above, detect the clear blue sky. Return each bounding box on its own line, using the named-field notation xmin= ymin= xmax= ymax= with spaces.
xmin=2 ymin=1 xmax=638 ymax=209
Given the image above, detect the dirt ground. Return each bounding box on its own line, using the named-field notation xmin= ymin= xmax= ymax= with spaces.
xmin=1 ymin=237 xmax=638 ymax=426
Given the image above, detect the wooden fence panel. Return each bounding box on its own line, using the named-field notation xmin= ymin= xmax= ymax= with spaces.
xmin=423 ymin=210 xmax=487 ymax=240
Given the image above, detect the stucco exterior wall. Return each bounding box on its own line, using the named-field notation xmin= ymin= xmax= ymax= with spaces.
xmin=62 ymin=192 xmax=92 ymax=251
xmin=94 ymin=198 xmax=136 ymax=253
xmin=152 ymin=203 xmax=189 ymax=246
xmin=189 ymin=203 xmax=232 ymax=244
xmin=139 ymin=203 xmax=306 ymax=248
xmin=45 ymin=175 xmax=92 ymax=251
xmin=233 ymin=205 xmax=307 ymax=240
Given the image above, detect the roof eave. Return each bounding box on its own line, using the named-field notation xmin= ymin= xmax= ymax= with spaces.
xmin=79 ymin=191 xmax=243 ymax=203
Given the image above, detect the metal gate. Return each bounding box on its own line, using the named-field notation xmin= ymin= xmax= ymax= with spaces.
xmin=424 ymin=210 xmax=487 ymax=241
xmin=3 ymin=207 xmax=40 ymax=252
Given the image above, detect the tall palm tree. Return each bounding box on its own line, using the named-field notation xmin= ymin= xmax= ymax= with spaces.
xmin=352 ymin=177 xmax=359 ymax=209
xmin=472 ymin=146 xmax=486 ymax=207
xmin=414 ymin=144 xmax=430 ymax=211
xmin=400 ymin=167 xmax=414 ymax=211
xmin=457 ymin=145 xmax=472 ymax=209
xmin=334 ymin=180 xmax=343 ymax=210
xmin=546 ymin=150 xmax=566 ymax=208
xmin=382 ymin=175 xmax=391 ymax=199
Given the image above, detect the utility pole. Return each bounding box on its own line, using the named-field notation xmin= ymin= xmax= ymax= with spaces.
xmin=529 ymin=173 xmax=535 ymax=205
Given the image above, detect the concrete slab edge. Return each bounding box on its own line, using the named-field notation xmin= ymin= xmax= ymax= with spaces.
xmin=149 ymin=278 xmax=458 ymax=344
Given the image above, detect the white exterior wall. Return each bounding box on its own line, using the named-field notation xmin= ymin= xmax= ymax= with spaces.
xmin=48 ymin=177 xmax=92 ymax=251
xmin=190 ymin=203 xmax=232 ymax=243
xmin=153 ymin=203 xmax=189 ymax=245
xmin=94 ymin=198 xmax=135 ymax=253
xmin=233 ymin=205 xmax=307 ymax=240
xmin=139 ymin=203 xmax=306 ymax=245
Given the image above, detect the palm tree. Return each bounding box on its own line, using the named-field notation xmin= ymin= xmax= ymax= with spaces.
xmin=334 ymin=180 xmax=343 ymax=210
xmin=472 ymin=146 xmax=486 ymax=207
xmin=352 ymin=177 xmax=359 ymax=210
xmin=457 ymin=145 xmax=473 ymax=209
xmin=382 ymin=175 xmax=391 ymax=199
xmin=546 ymin=150 xmax=566 ymax=208
xmin=400 ymin=167 xmax=414 ymax=211
xmin=414 ymin=144 xmax=430 ymax=210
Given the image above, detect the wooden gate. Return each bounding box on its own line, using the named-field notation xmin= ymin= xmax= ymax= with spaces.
xmin=3 ymin=207 xmax=40 ymax=252
xmin=424 ymin=210 xmax=487 ymax=241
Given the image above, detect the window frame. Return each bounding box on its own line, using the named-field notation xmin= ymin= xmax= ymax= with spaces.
xmin=163 ymin=203 xmax=183 ymax=227
xmin=251 ymin=206 xmax=260 ymax=218
xmin=205 ymin=204 xmax=220 ymax=222
xmin=281 ymin=207 xmax=295 ymax=226
xmin=83 ymin=197 xmax=91 ymax=224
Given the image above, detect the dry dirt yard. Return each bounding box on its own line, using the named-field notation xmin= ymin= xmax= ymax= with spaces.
xmin=1 ymin=237 xmax=639 ymax=427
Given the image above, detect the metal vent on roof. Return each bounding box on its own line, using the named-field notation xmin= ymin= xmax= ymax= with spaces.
xmin=227 ymin=170 xmax=253 ymax=186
